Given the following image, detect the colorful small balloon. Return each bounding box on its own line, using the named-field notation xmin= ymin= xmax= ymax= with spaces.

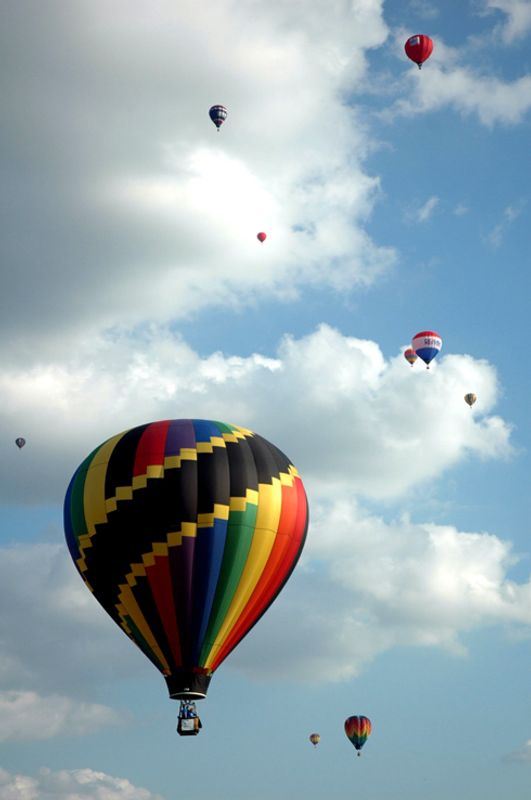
xmin=309 ymin=733 xmax=320 ymax=747
xmin=411 ymin=330 xmax=442 ymax=369
xmin=464 ymin=393 xmax=477 ymax=407
xmin=404 ymin=348 xmax=418 ymax=366
xmin=257 ymin=232 xmax=267 ymax=243
xmin=345 ymin=716 xmax=372 ymax=756
xmin=209 ymin=105 xmax=227 ymax=130
xmin=15 ymin=437 xmax=26 ymax=449
xmin=405 ymin=34 xmax=434 ymax=69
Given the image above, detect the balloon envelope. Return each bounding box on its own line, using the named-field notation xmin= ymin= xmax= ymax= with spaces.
xmin=412 ymin=330 xmax=442 ymax=367
xmin=404 ymin=348 xmax=418 ymax=366
xmin=15 ymin=437 xmax=26 ymax=449
xmin=345 ymin=716 xmax=372 ymax=752
xmin=464 ymin=393 xmax=477 ymax=407
xmin=404 ymin=34 xmax=433 ymax=68
xmin=309 ymin=733 xmax=320 ymax=746
xmin=209 ymin=105 xmax=227 ymax=129
xmin=257 ymin=232 xmax=267 ymax=243
xmin=64 ymin=419 xmax=308 ymax=700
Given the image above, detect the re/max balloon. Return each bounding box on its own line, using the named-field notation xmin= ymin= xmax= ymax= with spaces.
xmin=405 ymin=34 xmax=433 ymax=69
xmin=64 ymin=419 xmax=308 ymax=713
xmin=345 ymin=715 xmax=372 ymax=755
xmin=209 ymin=105 xmax=227 ymax=130
xmin=412 ymin=330 xmax=442 ymax=368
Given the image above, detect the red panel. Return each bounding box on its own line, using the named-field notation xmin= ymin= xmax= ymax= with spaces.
xmin=133 ymin=420 xmax=171 ymax=477
xmin=146 ymin=555 xmax=182 ymax=668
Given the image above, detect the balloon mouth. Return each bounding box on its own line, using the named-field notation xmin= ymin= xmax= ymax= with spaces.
xmin=165 ymin=671 xmax=212 ymax=700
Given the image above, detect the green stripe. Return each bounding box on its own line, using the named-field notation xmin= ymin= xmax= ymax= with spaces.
xmin=198 ymin=503 xmax=258 ymax=664
xmin=69 ymin=446 xmax=101 ymax=552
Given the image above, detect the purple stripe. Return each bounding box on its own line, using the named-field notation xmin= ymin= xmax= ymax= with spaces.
xmin=165 ymin=419 xmax=196 ymax=457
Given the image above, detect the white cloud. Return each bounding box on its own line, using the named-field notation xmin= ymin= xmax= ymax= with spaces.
xmin=406 ymin=195 xmax=440 ymax=223
xmin=0 ymin=325 xmax=512 ymax=503
xmin=482 ymin=0 xmax=531 ymax=43
xmin=394 ymin=63 xmax=531 ymax=126
xmin=0 ymin=691 xmax=124 ymax=742
xmin=0 ymin=0 xmax=393 ymax=354
xmin=485 ymin=202 xmax=525 ymax=246
xmin=0 ymin=767 xmax=163 ymax=800
xmin=0 ymin=543 xmax=147 ymax=697
xmin=505 ymin=738 xmax=531 ymax=762
xmin=232 ymin=499 xmax=531 ymax=682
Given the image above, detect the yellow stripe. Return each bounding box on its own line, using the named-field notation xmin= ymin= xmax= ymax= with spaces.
xmin=229 ymin=488 xmax=259 ymax=512
xmin=203 ymin=478 xmax=283 ymax=667
xmin=164 ymin=448 xmax=197 ymax=468
xmin=117 ymin=583 xmax=171 ymax=673
xmin=83 ymin=433 xmax=125 ymax=537
xmin=196 ymin=436 xmax=226 ymax=454
xmin=197 ymin=504 xmax=230 ymax=527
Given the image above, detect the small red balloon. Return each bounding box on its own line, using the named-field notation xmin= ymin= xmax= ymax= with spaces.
xmin=404 ymin=34 xmax=433 ymax=69
xmin=257 ymin=232 xmax=267 ymax=243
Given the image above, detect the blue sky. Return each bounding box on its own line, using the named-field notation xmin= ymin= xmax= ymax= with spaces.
xmin=0 ymin=1 xmax=530 ymax=798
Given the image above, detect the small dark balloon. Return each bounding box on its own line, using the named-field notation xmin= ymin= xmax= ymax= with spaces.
xmin=15 ymin=438 xmax=26 ymax=449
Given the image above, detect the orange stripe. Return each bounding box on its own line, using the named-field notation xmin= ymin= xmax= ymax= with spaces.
xmin=210 ymin=477 xmax=307 ymax=670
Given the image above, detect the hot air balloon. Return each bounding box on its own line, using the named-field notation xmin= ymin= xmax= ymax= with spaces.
xmin=15 ymin=437 xmax=26 ymax=449
xmin=64 ymin=419 xmax=308 ymax=735
xmin=345 ymin=715 xmax=372 ymax=756
xmin=209 ymin=105 xmax=227 ymax=130
xmin=404 ymin=348 xmax=418 ymax=367
xmin=411 ymin=330 xmax=442 ymax=369
xmin=404 ymin=34 xmax=433 ymax=69
xmin=309 ymin=733 xmax=320 ymax=747
xmin=464 ymin=393 xmax=477 ymax=407
xmin=257 ymin=232 xmax=267 ymax=243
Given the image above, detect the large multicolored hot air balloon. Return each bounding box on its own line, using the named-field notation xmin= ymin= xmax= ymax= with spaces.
xmin=412 ymin=330 xmax=442 ymax=369
xmin=64 ymin=419 xmax=308 ymax=731
xmin=404 ymin=348 xmax=418 ymax=367
xmin=15 ymin=437 xmax=26 ymax=449
xmin=404 ymin=34 xmax=433 ymax=69
xmin=464 ymin=393 xmax=477 ymax=407
xmin=309 ymin=733 xmax=320 ymax=747
xmin=344 ymin=715 xmax=372 ymax=756
xmin=209 ymin=105 xmax=227 ymax=130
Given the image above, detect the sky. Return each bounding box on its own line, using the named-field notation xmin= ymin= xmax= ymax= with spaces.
xmin=0 ymin=0 xmax=530 ymax=798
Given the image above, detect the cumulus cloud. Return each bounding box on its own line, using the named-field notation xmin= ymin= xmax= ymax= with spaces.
xmin=0 ymin=691 xmax=124 ymax=742
xmin=0 ymin=543 xmax=146 ymax=698
xmin=0 ymin=325 xmax=512 ymax=503
xmin=482 ymin=0 xmax=531 ymax=43
xmin=394 ymin=63 xmax=531 ymax=126
xmin=0 ymin=0 xmax=394 ymax=355
xmin=232 ymin=499 xmax=531 ymax=682
xmin=0 ymin=766 xmax=163 ymax=800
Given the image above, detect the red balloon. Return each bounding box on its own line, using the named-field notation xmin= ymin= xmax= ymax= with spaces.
xmin=404 ymin=34 xmax=433 ymax=69
xmin=257 ymin=232 xmax=267 ymax=243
